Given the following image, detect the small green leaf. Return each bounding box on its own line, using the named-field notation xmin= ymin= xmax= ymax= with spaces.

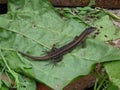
xmin=104 ymin=61 xmax=120 ymax=89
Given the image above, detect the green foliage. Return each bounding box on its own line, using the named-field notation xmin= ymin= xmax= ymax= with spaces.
xmin=58 ymin=7 xmax=106 ymax=26
xmin=104 ymin=61 xmax=120 ymax=89
xmin=0 ymin=0 xmax=120 ymax=89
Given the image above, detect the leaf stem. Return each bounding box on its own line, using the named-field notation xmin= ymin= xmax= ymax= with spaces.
xmin=0 ymin=47 xmax=16 ymax=52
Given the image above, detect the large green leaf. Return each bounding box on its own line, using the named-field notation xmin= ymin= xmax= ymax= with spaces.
xmin=0 ymin=0 xmax=120 ymax=89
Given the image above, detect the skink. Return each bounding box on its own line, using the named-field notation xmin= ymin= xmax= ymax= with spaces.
xmin=18 ymin=27 xmax=96 ymax=63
